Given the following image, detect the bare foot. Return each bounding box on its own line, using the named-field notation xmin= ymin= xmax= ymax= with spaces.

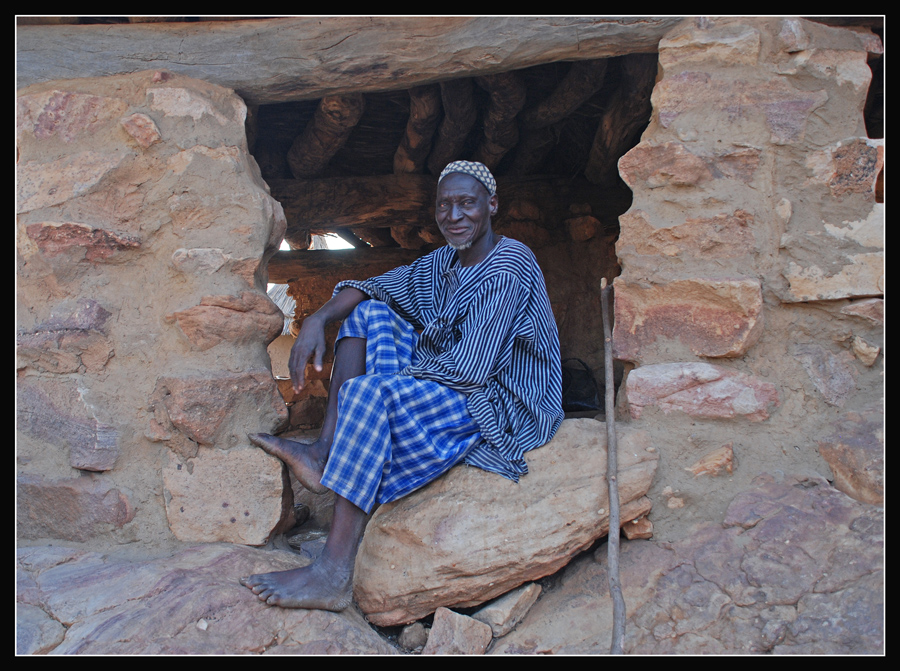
xmin=239 ymin=558 xmax=353 ymax=611
xmin=248 ymin=433 xmax=328 ymax=494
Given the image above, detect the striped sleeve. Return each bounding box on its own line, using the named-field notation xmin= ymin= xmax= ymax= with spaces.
xmin=401 ymin=272 xmax=525 ymax=392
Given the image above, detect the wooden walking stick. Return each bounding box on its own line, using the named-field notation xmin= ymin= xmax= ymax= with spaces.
xmin=600 ymin=277 xmax=626 ymax=654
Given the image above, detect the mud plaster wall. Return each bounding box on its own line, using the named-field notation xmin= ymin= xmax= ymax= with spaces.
xmin=611 ymin=17 xmax=883 ymax=540
xmin=16 ymin=17 xmax=883 ymax=552
xmin=16 ymin=71 xmax=293 ymax=551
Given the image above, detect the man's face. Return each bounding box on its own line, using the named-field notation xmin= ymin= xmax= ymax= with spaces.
xmin=435 ymin=173 xmax=498 ymax=251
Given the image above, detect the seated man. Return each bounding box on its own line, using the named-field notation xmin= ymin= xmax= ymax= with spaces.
xmin=241 ymin=161 xmax=564 ymax=611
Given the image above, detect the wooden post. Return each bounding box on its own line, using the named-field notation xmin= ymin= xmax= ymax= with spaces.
xmin=600 ymin=277 xmax=626 ymax=654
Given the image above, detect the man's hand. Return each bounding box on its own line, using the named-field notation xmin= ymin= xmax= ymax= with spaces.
xmin=288 ymin=287 xmax=369 ymax=394
xmin=289 ymin=314 xmax=327 ymax=393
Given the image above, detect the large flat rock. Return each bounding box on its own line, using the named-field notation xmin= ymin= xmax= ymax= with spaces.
xmin=492 ymin=472 xmax=883 ymax=654
xmin=16 ymin=543 xmax=396 ymax=655
xmin=353 ymin=418 xmax=658 ymax=626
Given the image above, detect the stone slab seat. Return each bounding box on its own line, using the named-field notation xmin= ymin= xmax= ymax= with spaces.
xmin=352 ymin=417 xmax=658 ymax=626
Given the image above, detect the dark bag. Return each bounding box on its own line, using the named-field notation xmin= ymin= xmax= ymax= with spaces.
xmin=561 ymin=358 xmax=601 ymax=412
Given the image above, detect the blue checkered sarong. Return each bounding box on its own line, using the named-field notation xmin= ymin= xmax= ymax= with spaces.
xmin=319 ymin=301 xmax=483 ymax=514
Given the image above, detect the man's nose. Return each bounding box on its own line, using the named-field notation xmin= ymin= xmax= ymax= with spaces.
xmin=449 ymin=203 xmax=464 ymax=220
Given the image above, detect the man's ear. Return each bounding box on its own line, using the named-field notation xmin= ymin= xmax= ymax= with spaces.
xmin=489 ymin=194 xmax=499 ymax=215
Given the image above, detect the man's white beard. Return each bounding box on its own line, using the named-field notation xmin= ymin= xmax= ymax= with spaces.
xmin=449 ymin=240 xmax=473 ymax=251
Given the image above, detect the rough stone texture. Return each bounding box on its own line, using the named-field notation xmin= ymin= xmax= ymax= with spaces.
xmin=168 ymin=291 xmax=285 ymax=351
xmin=817 ymin=408 xmax=884 ymax=505
xmin=421 ymin=608 xmax=493 ymax=655
xmin=16 ymin=298 xmax=115 ymax=375
xmin=162 ymin=447 xmax=293 ymax=546
xmin=612 ymin=277 xmax=764 ymax=363
xmin=17 ymin=70 xmax=288 ymax=550
xmin=850 ymin=335 xmax=881 ymax=366
xmin=617 ymin=208 xmax=757 ymax=263
xmin=780 ymin=200 xmax=883 ymax=303
xmin=685 ymin=443 xmax=734 ymax=477
xmin=15 ymin=543 xmax=397 ymax=655
xmin=147 ymin=370 xmax=288 ymax=451
xmin=625 ymin=362 xmax=779 ymax=422
xmin=492 ymin=473 xmax=883 ymax=654
xmin=793 ymin=344 xmax=857 ymax=408
xmin=840 ymin=297 xmax=883 ymax=325
xmin=17 ymin=474 xmax=135 ymax=543
xmin=622 ymin=515 xmax=653 ymax=540
xmin=471 ymin=583 xmax=542 ymax=637
xmin=17 ymin=375 xmax=118 ymax=472
xmin=398 ymin=622 xmax=428 ymax=651
xmin=354 ymin=418 xmax=658 ymax=626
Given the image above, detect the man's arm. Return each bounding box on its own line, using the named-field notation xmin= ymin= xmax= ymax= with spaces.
xmin=289 ymin=287 xmax=368 ymax=393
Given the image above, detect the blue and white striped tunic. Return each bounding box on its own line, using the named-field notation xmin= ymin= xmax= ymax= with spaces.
xmin=333 ymin=236 xmax=564 ymax=485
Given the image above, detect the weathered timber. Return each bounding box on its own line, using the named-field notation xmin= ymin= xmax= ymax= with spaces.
xmin=17 ymin=17 xmax=684 ymax=104
xmin=267 ymin=247 xmax=437 ymax=284
xmin=427 ymin=78 xmax=478 ymax=176
xmin=351 ymin=227 xmax=400 ymax=248
xmin=519 ymin=59 xmax=609 ymax=130
xmin=269 ymin=175 xmax=437 ymax=248
xmin=585 ymin=54 xmax=658 ymax=186
xmin=473 ymin=72 xmax=527 ymax=170
xmin=394 ymin=85 xmax=441 ymax=175
xmin=391 ymin=227 xmax=430 ymax=250
xmin=509 ymin=126 xmax=559 ymax=176
xmin=268 ymin=174 xmax=606 ymax=246
xmin=287 ymin=94 xmax=366 ymax=179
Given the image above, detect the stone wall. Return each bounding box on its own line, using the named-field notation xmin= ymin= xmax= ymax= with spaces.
xmin=17 ymin=71 xmax=292 ymax=549
xmin=612 ymin=17 xmax=883 ymax=539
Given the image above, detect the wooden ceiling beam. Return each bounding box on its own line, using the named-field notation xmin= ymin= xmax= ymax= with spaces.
xmin=17 ymin=17 xmax=684 ymax=104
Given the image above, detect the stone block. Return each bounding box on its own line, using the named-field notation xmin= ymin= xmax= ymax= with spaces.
xmin=793 ymin=343 xmax=857 ymax=407
xmin=612 ymin=278 xmax=764 ymax=363
xmin=120 ymin=112 xmax=161 ymax=148
xmin=24 ymin=221 xmax=141 ymax=262
xmin=658 ymin=20 xmax=761 ymax=68
xmin=625 ymin=362 xmax=779 ymax=422
xmin=168 ymin=291 xmax=285 ymax=351
xmin=622 ymin=515 xmax=653 ymax=540
xmin=494 ymin=472 xmax=882 ymax=654
xmin=17 ymin=298 xmax=116 ymax=375
xmin=17 ymin=473 xmax=134 ymax=542
xmin=17 ymin=376 xmax=119 ymax=471
xmin=840 ymin=298 xmax=883 ymax=325
xmin=147 ymin=370 xmax=288 ymax=448
xmin=17 ymin=151 xmax=129 ymax=214
xmin=780 ymin=201 xmax=883 ymax=303
xmin=472 ymin=582 xmax=542 ymax=637
xmin=163 ymin=446 xmax=292 ymax=545
xmin=850 ymin=336 xmax=880 ymax=366
xmin=354 ymin=418 xmax=657 ymax=626
xmin=685 ymin=443 xmax=734 ymax=477
xmin=619 ymin=141 xmax=713 ymax=189
xmin=654 ymin=71 xmax=828 ymax=144
xmin=617 ymin=209 xmax=756 ymax=261
xmin=818 ymin=408 xmax=883 ymax=505
xmin=421 ymin=608 xmax=493 ymax=655
xmin=16 ymin=89 xmax=129 ymax=145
